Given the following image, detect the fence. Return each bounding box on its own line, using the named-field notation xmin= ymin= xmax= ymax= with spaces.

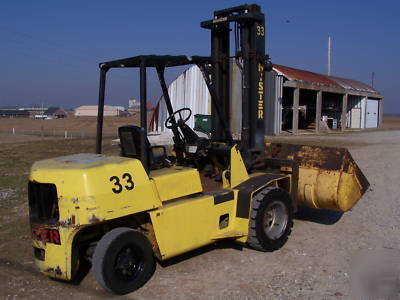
xmin=0 ymin=128 xmax=118 ymax=139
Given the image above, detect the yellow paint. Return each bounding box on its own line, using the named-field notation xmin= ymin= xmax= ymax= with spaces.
xmin=149 ymin=194 xmax=236 ymax=259
xmin=297 ymin=167 xmax=363 ymax=211
xmin=30 ymin=153 xmax=162 ymax=224
xmin=257 ymin=62 xmax=264 ymax=119
xmin=229 ymin=145 xmax=249 ymax=187
xmin=32 ymin=227 xmax=79 ymax=280
xmin=337 ymin=171 xmax=362 ymax=211
xmin=150 ymin=166 xmax=202 ymax=202
xmin=221 ymin=170 xmax=230 ymax=189
xmin=234 ymin=217 xmax=252 ymax=243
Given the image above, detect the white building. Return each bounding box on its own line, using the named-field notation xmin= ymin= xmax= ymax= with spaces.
xmin=74 ymin=105 xmax=120 ymax=117
xmin=128 ymin=99 xmax=140 ymax=111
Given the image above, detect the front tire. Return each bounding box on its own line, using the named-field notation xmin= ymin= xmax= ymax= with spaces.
xmin=247 ymin=187 xmax=294 ymax=252
xmin=92 ymin=227 xmax=155 ymax=295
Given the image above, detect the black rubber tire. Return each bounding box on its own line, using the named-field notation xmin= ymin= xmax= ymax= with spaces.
xmin=247 ymin=187 xmax=294 ymax=252
xmin=92 ymin=227 xmax=155 ymax=295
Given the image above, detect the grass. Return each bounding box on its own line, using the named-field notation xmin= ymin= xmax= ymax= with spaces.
xmin=0 ymin=136 xmax=119 ymax=209
xmin=0 ymin=136 xmax=120 ymax=286
xmin=0 ymin=113 xmax=153 ymax=136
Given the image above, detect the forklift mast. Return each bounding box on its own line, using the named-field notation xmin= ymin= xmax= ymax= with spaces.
xmin=201 ymin=4 xmax=270 ymax=159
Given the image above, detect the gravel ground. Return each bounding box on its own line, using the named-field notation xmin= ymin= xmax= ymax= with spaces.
xmin=1 ymin=130 xmax=400 ymax=299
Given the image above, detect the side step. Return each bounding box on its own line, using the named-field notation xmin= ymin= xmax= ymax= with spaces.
xmin=212 ymin=231 xmax=245 ymax=240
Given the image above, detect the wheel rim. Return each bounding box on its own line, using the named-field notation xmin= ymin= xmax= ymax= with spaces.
xmin=114 ymin=246 xmax=144 ymax=281
xmin=262 ymin=201 xmax=288 ymax=240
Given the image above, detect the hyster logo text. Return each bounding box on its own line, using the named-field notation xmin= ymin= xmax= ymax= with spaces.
xmin=258 ymin=63 xmax=264 ymax=119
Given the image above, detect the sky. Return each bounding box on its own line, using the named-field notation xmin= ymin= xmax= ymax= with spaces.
xmin=1 ymin=0 xmax=399 ymax=113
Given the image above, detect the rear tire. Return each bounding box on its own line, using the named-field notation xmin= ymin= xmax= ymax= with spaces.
xmin=92 ymin=227 xmax=155 ymax=295
xmin=247 ymin=187 xmax=294 ymax=252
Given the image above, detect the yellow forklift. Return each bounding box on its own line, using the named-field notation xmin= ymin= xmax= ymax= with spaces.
xmin=28 ymin=4 xmax=369 ymax=294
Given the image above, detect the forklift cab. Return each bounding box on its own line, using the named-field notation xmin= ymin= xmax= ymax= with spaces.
xmin=93 ymin=4 xmax=272 ymax=195
xmin=95 ymin=56 xmax=222 ymax=168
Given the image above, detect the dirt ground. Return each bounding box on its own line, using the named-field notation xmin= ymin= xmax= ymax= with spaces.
xmin=380 ymin=115 xmax=400 ymax=130
xmin=0 ymin=113 xmax=153 ymax=137
xmin=1 ymin=114 xmax=398 ymax=137
xmin=1 ymin=118 xmax=400 ymax=299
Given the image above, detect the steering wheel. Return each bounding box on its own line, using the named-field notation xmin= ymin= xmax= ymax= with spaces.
xmin=165 ymin=108 xmax=192 ymax=129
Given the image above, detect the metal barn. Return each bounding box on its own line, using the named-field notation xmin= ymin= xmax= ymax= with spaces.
xmin=150 ymin=64 xmax=383 ymax=136
xmin=272 ymin=65 xmax=383 ymax=135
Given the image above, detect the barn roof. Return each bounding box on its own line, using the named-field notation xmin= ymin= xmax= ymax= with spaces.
xmin=273 ymin=64 xmax=381 ymax=95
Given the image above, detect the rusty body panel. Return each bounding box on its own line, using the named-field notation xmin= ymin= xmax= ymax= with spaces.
xmin=265 ymin=143 xmax=369 ymax=211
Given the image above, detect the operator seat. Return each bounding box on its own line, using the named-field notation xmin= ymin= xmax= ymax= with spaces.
xmin=118 ymin=125 xmax=171 ymax=170
xmin=178 ymin=121 xmax=210 ymax=155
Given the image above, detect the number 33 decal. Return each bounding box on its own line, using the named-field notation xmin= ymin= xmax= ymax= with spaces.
xmin=109 ymin=173 xmax=134 ymax=194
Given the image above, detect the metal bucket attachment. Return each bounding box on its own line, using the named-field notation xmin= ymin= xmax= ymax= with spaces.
xmin=264 ymin=143 xmax=370 ymax=212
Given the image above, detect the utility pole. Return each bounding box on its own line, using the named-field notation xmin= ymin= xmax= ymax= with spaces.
xmin=41 ymin=101 xmax=44 ymax=137
xmin=327 ymin=36 xmax=332 ymax=76
xmin=371 ymin=71 xmax=375 ymax=88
